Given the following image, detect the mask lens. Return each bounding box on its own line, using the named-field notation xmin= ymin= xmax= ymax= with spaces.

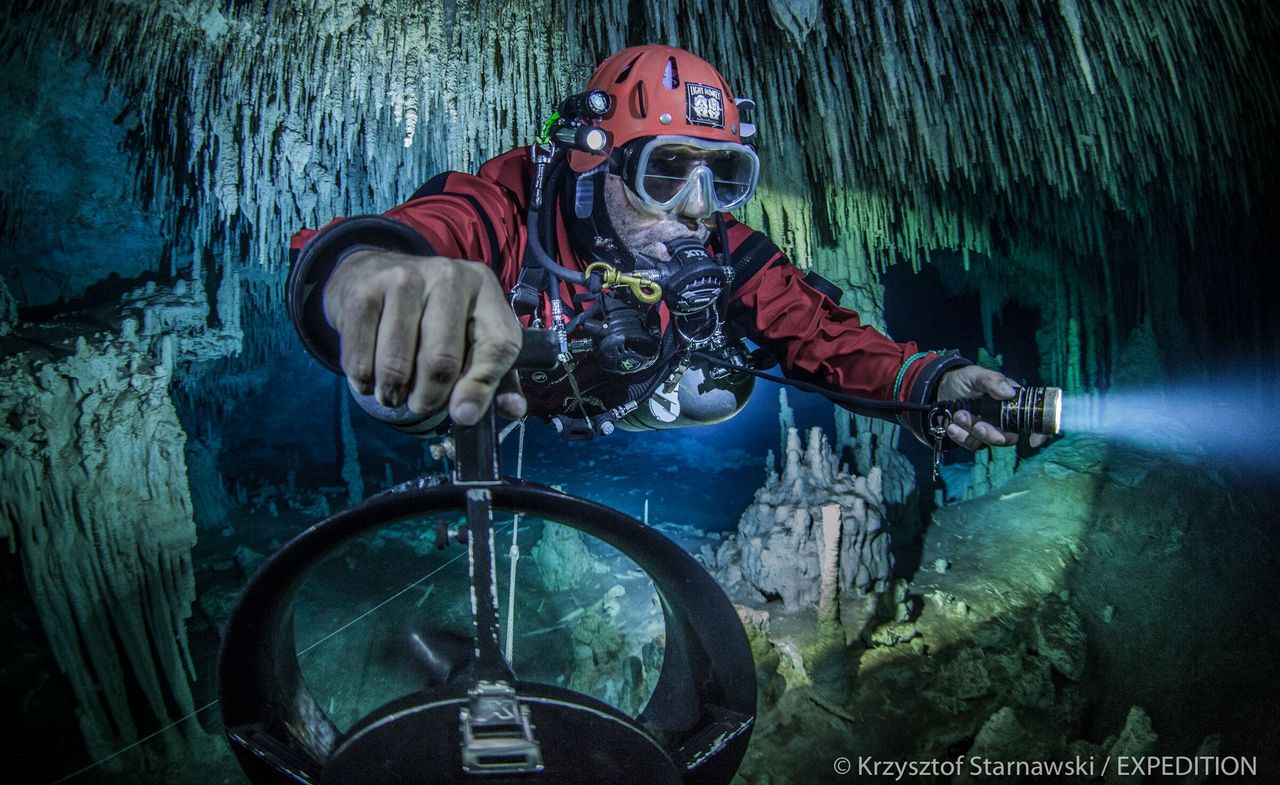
xmin=641 ymin=147 xmax=696 ymax=203
xmin=637 ymin=140 xmax=758 ymax=210
xmin=703 ymin=149 xmax=756 ymax=207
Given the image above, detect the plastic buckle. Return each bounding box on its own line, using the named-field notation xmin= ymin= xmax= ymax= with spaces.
xmin=552 ymin=414 xmax=596 ymax=440
xmin=460 ymin=681 xmax=544 ymax=774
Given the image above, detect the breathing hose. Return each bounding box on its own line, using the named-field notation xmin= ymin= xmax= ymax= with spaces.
xmin=525 ymin=148 xmax=586 ymax=286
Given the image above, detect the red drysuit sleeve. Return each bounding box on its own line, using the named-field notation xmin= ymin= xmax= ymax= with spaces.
xmin=286 ymin=169 xmax=528 ymax=373
xmin=724 ymin=220 xmax=967 ymax=444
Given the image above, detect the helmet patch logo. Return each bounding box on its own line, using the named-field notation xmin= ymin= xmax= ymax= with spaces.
xmin=686 ymin=83 xmax=725 ymax=129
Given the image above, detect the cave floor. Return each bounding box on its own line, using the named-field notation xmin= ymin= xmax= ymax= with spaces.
xmin=14 ymin=434 xmax=1278 ymax=785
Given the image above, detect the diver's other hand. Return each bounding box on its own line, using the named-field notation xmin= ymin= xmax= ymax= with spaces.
xmin=322 ymin=249 xmax=526 ymax=425
xmin=936 ymin=365 xmax=1048 ymax=450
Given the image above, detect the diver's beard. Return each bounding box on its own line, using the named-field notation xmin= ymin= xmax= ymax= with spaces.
xmin=603 ymin=174 xmax=710 ymax=262
xmin=626 ymin=225 xmax=709 ymax=262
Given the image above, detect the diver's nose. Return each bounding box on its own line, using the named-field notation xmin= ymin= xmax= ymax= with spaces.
xmin=675 ymin=167 xmax=714 ymax=222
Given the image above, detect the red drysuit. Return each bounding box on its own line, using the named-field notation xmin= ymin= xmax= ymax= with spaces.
xmin=288 ymin=147 xmax=968 ymax=444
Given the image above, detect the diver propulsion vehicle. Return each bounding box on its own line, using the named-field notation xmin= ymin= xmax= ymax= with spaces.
xmin=217 ymin=329 xmax=757 ymax=785
xmin=216 ymin=321 xmax=1061 ymax=783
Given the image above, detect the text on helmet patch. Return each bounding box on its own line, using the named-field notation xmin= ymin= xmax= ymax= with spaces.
xmin=686 ymin=83 xmax=725 ymax=129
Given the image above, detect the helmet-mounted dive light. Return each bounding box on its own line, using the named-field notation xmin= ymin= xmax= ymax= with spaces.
xmin=550 ymin=90 xmax=614 ymax=160
xmin=559 ymin=89 xmax=613 ymax=118
xmin=554 ymin=124 xmax=610 ymax=155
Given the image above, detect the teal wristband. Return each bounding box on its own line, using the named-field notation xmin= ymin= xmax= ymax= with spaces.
xmin=892 ymin=351 xmax=933 ymax=401
xmin=893 ymin=350 xmax=947 ymax=429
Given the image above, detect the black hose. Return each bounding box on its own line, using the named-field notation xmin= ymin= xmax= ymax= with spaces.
xmin=625 ymin=327 xmax=679 ymax=404
xmin=563 ymin=299 xmax=602 ymax=335
xmin=525 ymin=149 xmax=587 ymax=285
xmin=691 ymin=351 xmax=934 ymax=413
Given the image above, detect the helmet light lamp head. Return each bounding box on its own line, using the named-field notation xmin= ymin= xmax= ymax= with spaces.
xmin=582 ymin=126 xmax=609 ymax=153
xmin=555 ymin=125 xmax=612 ymax=155
xmin=586 ymin=89 xmax=612 ymax=116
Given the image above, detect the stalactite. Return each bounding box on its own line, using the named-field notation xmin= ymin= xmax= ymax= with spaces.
xmin=4 ymin=0 xmax=1273 ymax=403
xmin=627 ymin=0 xmax=1276 ymax=393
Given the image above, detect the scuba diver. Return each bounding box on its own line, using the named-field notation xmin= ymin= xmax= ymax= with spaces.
xmin=287 ymin=44 xmax=1043 ymax=462
xmin=234 ymin=44 xmax=1058 ymax=784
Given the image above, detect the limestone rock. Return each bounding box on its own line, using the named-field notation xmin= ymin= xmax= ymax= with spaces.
xmin=233 ymin=545 xmax=266 ymax=577
xmin=1104 ymin=706 xmax=1158 ymax=783
xmin=959 ymin=706 xmax=1051 ymax=782
xmin=932 ymin=647 xmax=992 ymax=701
xmin=709 ymin=426 xmax=892 ymax=609
xmin=0 ymin=275 xmax=17 ymax=336
xmin=1035 ymin=592 xmax=1086 ymax=680
xmin=867 ymin=621 xmax=919 ymax=648
xmin=531 ymin=523 xmax=595 ymax=591
xmin=0 ymin=335 xmax=202 ymax=761
xmin=564 ymin=585 xmax=658 ymax=713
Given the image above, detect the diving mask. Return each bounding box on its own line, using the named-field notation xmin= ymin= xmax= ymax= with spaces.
xmin=618 ymin=135 xmax=760 ymax=216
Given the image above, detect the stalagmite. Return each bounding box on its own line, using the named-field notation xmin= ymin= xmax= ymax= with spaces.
xmin=836 ymin=409 xmax=916 ymax=507
xmin=780 ymin=426 xmax=803 ymax=487
xmin=707 ymin=426 xmax=892 ymax=609
xmin=778 ymin=387 xmax=794 ymax=465
xmin=817 ymin=504 xmax=842 ymax=623
xmin=338 ymin=382 xmax=363 ymax=506
xmin=0 ymin=335 xmax=202 ymax=765
xmin=0 ymin=276 xmax=16 ymax=336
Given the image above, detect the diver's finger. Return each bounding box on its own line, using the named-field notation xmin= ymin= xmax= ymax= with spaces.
xmin=1030 ymin=433 xmax=1048 ymax=448
xmin=947 ymin=423 xmax=983 ymax=451
xmin=333 ymin=286 xmax=382 ymax=395
xmin=373 ymin=269 xmax=427 ymax=407
xmin=409 ymin=281 xmax=468 ymax=415
xmin=495 ymin=369 xmax=527 ymax=420
xmin=980 ymin=373 xmax=1018 ymax=400
xmin=450 ymin=265 xmax=522 ymax=426
xmin=974 ymin=421 xmax=1015 ymax=447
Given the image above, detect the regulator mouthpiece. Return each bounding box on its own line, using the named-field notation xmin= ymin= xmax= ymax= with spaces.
xmin=957 ymin=386 xmax=1063 ymax=436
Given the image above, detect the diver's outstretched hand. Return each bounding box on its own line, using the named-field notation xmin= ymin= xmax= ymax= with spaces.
xmin=322 ymin=250 xmax=527 ymax=425
xmin=936 ymin=366 xmax=1049 ymax=450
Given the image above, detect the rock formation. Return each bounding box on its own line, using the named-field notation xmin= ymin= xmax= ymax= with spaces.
xmin=0 ymin=332 xmax=203 ymax=765
xmin=707 ymin=426 xmax=892 ymax=609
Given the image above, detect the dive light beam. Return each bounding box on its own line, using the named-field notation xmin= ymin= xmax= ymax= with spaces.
xmin=1060 ymin=379 xmax=1280 ymax=471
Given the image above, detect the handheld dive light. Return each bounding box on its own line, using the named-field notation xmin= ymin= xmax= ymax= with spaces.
xmin=938 ymin=386 xmax=1063 ymax=436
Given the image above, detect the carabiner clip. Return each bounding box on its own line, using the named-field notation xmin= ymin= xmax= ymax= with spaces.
xmin=584 ymin=262 xmax=663 ymax=305
xmin=926 ymin=404 xmax=955 ymax=482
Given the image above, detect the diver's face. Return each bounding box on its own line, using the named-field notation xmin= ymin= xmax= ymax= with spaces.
xmin=603 ymin=173 xmax=712 ymax=262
